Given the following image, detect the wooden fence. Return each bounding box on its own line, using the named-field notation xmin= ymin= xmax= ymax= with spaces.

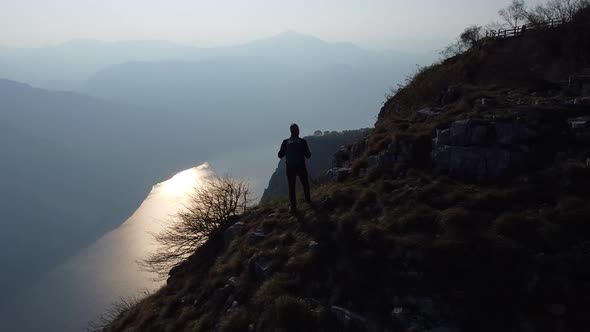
xmin=485 ymin=18 xmax=565 ymax=39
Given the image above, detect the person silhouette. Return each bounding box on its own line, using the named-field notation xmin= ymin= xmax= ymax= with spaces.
xmin=278 ymin=123 xmax=312 ymax=213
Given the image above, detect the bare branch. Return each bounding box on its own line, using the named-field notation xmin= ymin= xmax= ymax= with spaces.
xmin=139 ymin=175 xmax=251 ymax=278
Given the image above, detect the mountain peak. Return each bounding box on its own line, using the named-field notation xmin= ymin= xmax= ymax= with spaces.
xmin=257 ymin=30 xmax=326 ymax=45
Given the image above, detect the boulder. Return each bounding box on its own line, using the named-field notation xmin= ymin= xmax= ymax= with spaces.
xmin=224 ymin=222 xmax=246 ymax=245
xmin=226 ymin=301 xmax=239 ymax=314
xmin=212 ymin=286 xmax=231 ymax=307
xmin=416 ymin=107 xmax=442 ymax=116
xmin=248 ymin=256 xmax=272 ymax=281
xmin=227 ymin=276 xmax=239 ymax=288
xmin=433 ymin=129 xmax=451 ymax=149
xmin=309 ymin=240 xmax=320 ymax=251
xmin=568 ymin=117 xmax=590 ymax=130
xmin=247 ymin=226 xmax=270 ymax=245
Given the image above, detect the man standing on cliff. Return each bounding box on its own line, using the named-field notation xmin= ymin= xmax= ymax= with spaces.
xmin=278 ymin=123 xmax=312 ymax=213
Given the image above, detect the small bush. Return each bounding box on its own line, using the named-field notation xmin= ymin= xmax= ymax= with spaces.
xmin=254 ymin=276 xmax=293 ymax=306
xmin=441 ymin=25 xmax=484 ymax=59
xmin=90 ymin=290 xmax=151 ymax=332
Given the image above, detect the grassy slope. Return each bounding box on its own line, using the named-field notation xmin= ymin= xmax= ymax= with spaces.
xmin=105 ymin=166 xmax=590 ymax=331
xmin=104 ymin=10 xmax=590 ymax=332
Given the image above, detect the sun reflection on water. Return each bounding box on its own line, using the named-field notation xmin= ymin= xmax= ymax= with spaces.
xmin=160 ymin=167 xmax=203 ymax=195
xmin=14 ymin=163 xmax=216 ymax=331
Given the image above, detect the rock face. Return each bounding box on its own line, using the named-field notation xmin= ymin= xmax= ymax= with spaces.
xmin=432 ymin=109 xmax=571 ymax=181
xmin=354 ymin=134 xmax=432 ymax=178
xmin=367 ymin=139 xmax=412 ymax=172
xmin=261 ymin=129 xmax=370 ymax=202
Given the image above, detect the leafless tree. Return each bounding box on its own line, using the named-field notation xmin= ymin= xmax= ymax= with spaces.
xmin=460 ymin=25 xmax=483 ymax=47
xmin=440 ymin=25 xmax=483 ymax=59
xmin=526 ymin=0 xmax=590 ymax=23
xmin=140 ymin=175 xmax=251 ymax=278
xmin=499 ymin=0 xmax=528 ymax=27
xmin=497 ymin=0 xmax=589 ymax=26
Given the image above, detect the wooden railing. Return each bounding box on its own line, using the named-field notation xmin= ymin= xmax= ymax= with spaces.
xmin=485 ymin=18 xmax=565 ymax=39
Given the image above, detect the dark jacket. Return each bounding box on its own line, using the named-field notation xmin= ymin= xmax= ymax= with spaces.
xmin=278 ymin=137 xmax=311 ymax=168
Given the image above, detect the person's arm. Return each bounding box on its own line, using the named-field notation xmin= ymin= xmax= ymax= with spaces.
xmin=278 ymin=140 xmax=287 ymax=159
xmin=303 ymin=139 xmax=312 ymax=159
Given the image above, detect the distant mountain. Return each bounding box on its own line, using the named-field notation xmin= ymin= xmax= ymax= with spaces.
xmin=81 ymin=57 xmax=389 ymax=130
xmin=0 ymin=31 xmax=435 ymax=91
xmin=0 ymin=40 xmax=202 ymax=90
xmin=227 ymin=31 xmax=383 ymax=68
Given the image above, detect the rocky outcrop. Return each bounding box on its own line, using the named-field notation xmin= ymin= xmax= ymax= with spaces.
xmin=432 ymin=108 xmax=572 ymax=181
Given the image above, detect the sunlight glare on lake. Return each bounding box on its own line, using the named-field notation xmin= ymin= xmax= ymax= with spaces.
xmin=161 ymin=167 xmax=202 ymax=195
xmin=5 ymin=163 xmax=216 ymax=332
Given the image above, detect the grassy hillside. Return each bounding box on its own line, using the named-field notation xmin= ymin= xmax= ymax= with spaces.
xmin=101 ymin=7 xmax=590 ymax=332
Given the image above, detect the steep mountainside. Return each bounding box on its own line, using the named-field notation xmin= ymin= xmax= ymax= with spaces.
xmin=104 ymin=9 xmax=590 ymax=332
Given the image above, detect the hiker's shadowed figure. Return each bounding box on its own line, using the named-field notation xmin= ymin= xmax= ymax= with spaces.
xmin=278 ymin=123 xmax=312 ymax=213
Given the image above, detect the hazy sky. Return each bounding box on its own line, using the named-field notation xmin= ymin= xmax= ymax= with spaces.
xmin=1 ymin=0 xmax=527 ymax=49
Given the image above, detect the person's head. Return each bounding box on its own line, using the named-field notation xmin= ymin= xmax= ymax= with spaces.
xmin=290 ymin=123 xmax=300 ymax=137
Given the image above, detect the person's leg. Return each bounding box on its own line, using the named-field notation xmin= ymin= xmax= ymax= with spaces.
xmin=298 ymin=167 xmax=311 ymax=203
xmin=287 ymin=167 xmax=297 ymax=211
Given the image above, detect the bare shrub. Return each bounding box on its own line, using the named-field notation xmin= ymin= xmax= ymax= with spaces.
xmin=526 ymin=0 xmax=590 ymax=23
xmin=441 ymin=25 xmax=484 ymax=59
xmin=499 ymin=0 xmax=528 ymax=27
xmin=86 ymin=290 xmax=151 ymax=332
xmin=140 ymin=175 xmax=251 ymax=278
xmin=497 ymin=0 xmax=589 ymax=27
